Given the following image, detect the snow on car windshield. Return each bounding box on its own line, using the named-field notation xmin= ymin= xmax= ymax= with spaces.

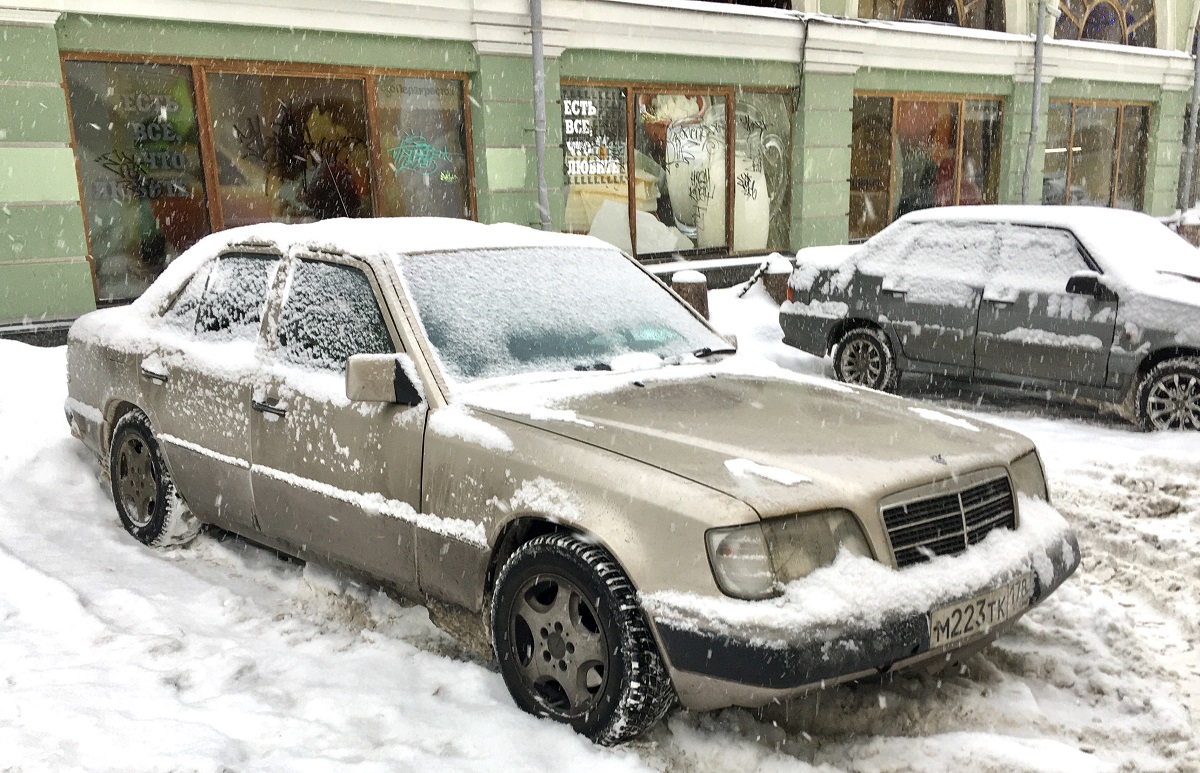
xmin=398 ymin=246 xmax=727 ymax=383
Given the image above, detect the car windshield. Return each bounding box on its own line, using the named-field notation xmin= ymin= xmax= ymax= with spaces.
xmin=398 ymin=246 xmax=728 ymax=383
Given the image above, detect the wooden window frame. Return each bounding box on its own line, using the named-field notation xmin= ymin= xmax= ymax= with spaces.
xmin=852 ymin=90 xmax=1006 ymax=239
xmin=560 ymin=78 xmax=794 ymax=260
xmin=61 ymin=51 xmax=476 ymax=302
xmin=1048 ymin=98 xmax=1152 ymax=208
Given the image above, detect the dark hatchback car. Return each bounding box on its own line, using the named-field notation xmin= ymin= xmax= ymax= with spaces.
xmin=781 ymin=206 xmax=1200 ymax=430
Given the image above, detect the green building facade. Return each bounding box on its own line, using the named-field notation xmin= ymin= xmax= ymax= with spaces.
xmin=0 ymin=1 xmax=1196 ymax=338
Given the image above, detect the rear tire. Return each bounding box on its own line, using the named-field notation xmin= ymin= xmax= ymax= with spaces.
xmin=490 ymin=533 xmax=675 ymax=745
xmin=1136 ymin=357 xmax=1200 ymax=431
xmin=109 ymin=409 xmax=200 ymax=546
xmin=833 ymin=326 xmax=899 ymax=392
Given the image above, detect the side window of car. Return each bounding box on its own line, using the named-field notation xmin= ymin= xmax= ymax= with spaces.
xmin=194 ymin=254 xmax=280 ymax=341
xmin=277 ymin=259 xmax=395 ymax=372
xmin=160 ymin=262 xmax=213 ymax=331
xmin=992 ymin=227 xmax=1091 ymax=292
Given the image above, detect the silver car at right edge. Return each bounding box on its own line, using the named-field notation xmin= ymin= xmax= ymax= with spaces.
xmin=779 ymin=205 xmax=1200 ymax=430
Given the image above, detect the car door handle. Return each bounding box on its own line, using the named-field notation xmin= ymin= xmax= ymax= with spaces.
xmin=140 ymin=365 xmax=169 ymax=384
xmin=251 ymin=399 xmax=288 ymax=417
xmin=984 ymin=298 xmax=1014 ymax=307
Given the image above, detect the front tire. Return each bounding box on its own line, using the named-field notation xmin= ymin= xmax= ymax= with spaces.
xmin=490 ymin=533 xmax=675 ymax=745
xmin=1136 ymin=357 xmax=1200 ymax=431
xmin=833 ymin=326 xmax=899 ymax=392
xmin=109 ymin=409 xmax=200 ymax=546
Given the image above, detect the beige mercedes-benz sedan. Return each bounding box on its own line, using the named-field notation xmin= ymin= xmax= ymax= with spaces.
xmin=66 ymin=218 xmax=1079 ymax=744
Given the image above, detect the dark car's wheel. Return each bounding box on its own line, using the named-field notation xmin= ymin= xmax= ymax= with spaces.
xmin=833 ymin=326 xmax=899 ymax=392
xmin=1136 ymin=357 xmax=1200 ymax=431
xmin=490 ymin=533 xmax=675 ymax=745
xmin=109 ymin=409 xmax=200 ymax=546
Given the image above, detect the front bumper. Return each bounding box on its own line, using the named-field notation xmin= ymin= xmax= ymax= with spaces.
xmin=650 ymin=528 xmax=1079 ymax=710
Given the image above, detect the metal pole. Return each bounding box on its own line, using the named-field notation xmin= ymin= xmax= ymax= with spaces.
xmin=530 ymin=0 xmax=553 ymax=230
xmin=1022 ymin=0 xmax=1047 ymax=205
xmin=1180 ymin=37 xmax=1200 ymax=211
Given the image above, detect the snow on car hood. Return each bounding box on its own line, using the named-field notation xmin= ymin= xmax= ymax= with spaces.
xmin=466 ymin=361 xmax=1035 ymax=518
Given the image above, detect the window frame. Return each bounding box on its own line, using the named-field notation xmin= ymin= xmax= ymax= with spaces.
xmin=851 ymin=90 xmax=1007 ymax=242
xmin=61 ymin=51 xmax=476 ymax=304
xmin=1044 ymin=98 xmax=1152 ymax=209
xmin=559 ymin=78 xmax=795 ymax=260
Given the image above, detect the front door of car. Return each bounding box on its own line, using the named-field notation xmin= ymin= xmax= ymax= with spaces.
xmin=861 ymin=221 xmax=988 ymax=373
xmin=975 ymin=226 xmax=1117 ymax=388
xmin=249 ymin=255 xmax=424 ymax=596
xmin=149 ymin=252 xmax=281 ymax=535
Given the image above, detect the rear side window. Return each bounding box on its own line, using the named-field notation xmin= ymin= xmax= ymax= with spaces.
xmin=194 ymin=254 xmax=280 ymax=340
xmin=277 ymin=259 xmax=394 ymax=372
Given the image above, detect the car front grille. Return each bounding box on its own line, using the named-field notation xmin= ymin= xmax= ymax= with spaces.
xmin=881 ymin=475 xmax=1015 ymax=568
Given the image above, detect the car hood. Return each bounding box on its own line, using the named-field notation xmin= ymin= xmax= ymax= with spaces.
xmin=469 ymin=368 xmax=1034 ymax=518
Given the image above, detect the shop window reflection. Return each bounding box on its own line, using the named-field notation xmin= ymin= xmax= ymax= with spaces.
xmin=562 ymin=84 xmax=792 ymax=257
xmin=375 ymin=77 xmax=471 ymax=218
xmin=1041 ymin=100 xmax=1148 ymax=209
xmin=206 ymin=73 xmax=373 ymax=227
xmin=850 ymin=94 xmax=1001 ymax=241
xmin=65 ymin=61 xmax=211 ymax=302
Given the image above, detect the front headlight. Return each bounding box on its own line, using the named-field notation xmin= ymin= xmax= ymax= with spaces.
xmin=706 ymin=510 xmax=875 ymax=600
xmin=705 ymin=523 xmax=778 ymax=600
xmin=763 ymin=509 xmax=874 ymax=584
xmin=1010 ymin=450 xmax=1049 ymax=502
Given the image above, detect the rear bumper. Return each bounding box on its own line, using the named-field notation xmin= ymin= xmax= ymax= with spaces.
xmin=651 ymin=528 xmax=1079 ymax=710
xmin=778 ymin=304 xmax=834 ymax=355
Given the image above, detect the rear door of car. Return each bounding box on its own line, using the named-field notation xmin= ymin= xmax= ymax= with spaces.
xmin=858 ymin=221 xmax=989 ymax=373
xmin=974 ymin=225 xmax=1117 ymax=387
xmin=149 ymin=251 xmax=281 ymax=535
xmin=248 ymin=253 xmax=424 ymax=596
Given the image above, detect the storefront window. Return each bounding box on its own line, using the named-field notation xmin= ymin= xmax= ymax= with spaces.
xmin=1056 ymin=0 xmax=1156 ymax=47
xmin=375 ymin=77 xmax=471 ymax=218
xmin=563 ymin=83 xmax=791 ymax=258
xmin=636 ymin=91 xmax=727 ymax=255
xmin=734 ymin=91 xmax=791 ymax=252
xmin=206 ymin=73 xmax=373 ymax=227
xmin=1041 ymin=100 xmax=1148 ymax=209
xmin=850 ymin=94 xmax=1002 ymax=241
xmin=64 ymin=57 xmax=474 ymax=306
xmin=562 ymin=85 xmax=632 ymax=249
xmin=65 ymin=61 xmax=210 ymax=302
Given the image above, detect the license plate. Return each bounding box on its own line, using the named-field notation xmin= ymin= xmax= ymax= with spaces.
xmin=929 ymin=573 xmax=1033 ymax=649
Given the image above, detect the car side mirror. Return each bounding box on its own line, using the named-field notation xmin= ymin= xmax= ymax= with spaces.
xmin=1065 ymin=271 xmax=1118 ymax=303
xmin=346 ymin=353 xmax=423 ymax=405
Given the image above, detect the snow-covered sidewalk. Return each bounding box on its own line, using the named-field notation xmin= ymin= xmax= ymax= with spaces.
xmin=1 ymin=284 xmax=1196 ymax=771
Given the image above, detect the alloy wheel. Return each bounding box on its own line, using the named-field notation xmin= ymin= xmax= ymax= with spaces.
xmin=840 ymin=338 xmax=883 ymax=387
xmin=511 ymin=573 xmax=609 ymax=717
xmin=115 ymin=434 xmax=157 ymax=528
xmin=1145 ymin=372 xmax=1200 ymax=430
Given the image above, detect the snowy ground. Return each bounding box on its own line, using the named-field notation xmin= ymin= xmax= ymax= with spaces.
xmin=2 ymin=283 xmax=1197 ymax=772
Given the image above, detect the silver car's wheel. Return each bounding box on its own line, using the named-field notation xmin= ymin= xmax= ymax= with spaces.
xmin=108 ymin=409 xmax=200 ymax=546
xmin=833 ymin=327 xmax=899 ymax=392
xmin=491 ymin=533 xmax=675 ymax=745
xmin=1137 ymin=358 xmax=1200 ymax=431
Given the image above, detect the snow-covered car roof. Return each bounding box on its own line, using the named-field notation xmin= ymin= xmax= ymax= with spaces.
xmin=896 ymin=205 xmax=1200 ymax=286
xmin=135 ymin=218 xmax=610 ymax=314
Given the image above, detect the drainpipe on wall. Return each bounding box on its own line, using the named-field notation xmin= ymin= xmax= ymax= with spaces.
xmin=1179 ymin=37 xmax=1200 ymax=212
xmin=530 ymin=0 xmax=553 ymax=230
xmin=1021 ymin=0 xmax=1047 ymax=205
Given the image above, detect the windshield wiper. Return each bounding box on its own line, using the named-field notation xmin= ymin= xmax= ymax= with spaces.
xmin=691 ymin=346 xmax=737 ymax=359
